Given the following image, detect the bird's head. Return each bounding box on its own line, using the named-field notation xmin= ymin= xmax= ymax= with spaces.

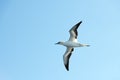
xmin=55 ymin=41 xmax=64 ymax=45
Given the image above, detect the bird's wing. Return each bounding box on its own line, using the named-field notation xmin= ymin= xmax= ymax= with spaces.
xmin=69 ymin=21 xmax=82 ymax=42
xmin=63 ymin=47 xmax=74 ymax=71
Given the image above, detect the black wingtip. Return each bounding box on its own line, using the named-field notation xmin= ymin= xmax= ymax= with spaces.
xmin=65 ymin=64 xmax=69 ymax=71
xmin=79 ymin=21 xmax=82 ymax=24
xmin=75 ymin=21 xmax=82 ymax=27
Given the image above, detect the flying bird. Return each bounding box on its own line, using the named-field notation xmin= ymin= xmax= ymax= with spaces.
xmin=56 ymin=21 xmax=90 ymax=71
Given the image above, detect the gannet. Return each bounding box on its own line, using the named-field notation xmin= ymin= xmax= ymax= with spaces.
xmin=56 ymin=21 xmax=90 ymax=71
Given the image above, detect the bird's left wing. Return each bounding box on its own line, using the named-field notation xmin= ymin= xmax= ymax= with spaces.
xmin=63 ymin=47 xmax=74 ymax=71
xmin=69 ymin=21 xmax=82 ymax=41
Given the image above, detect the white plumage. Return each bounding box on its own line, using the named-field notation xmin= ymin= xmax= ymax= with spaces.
xmin=56 ymin=21 xmax=90 ymax=71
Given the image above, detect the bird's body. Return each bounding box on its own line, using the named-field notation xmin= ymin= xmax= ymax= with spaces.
xmin=56 ymin=21 xmax=89 ymax=71
xmin=60 ymin=41 xmax=89 ymax=47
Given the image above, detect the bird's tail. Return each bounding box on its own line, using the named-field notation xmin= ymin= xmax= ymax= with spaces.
xmin=82 ymin=44 xmax=90 ymax=47
xmin=86 ymin=44 xmax=90 ymax=47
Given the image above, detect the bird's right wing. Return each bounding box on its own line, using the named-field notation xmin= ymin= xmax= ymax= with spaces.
xmin=63 ymin=47 xmax=74 ymax=71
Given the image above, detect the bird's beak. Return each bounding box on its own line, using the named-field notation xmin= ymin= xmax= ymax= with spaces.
xmin=55 ymin=42 xmax=59 ymax=45
xmin=55 ymin=43 xmax=57 ymax=45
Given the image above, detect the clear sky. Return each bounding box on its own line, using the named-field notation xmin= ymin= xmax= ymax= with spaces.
xmin=0 ymin=0 xmax=120 ymax=80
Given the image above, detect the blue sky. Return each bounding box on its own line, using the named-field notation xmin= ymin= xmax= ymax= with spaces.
xmin=0 ymin=0 xmax=120 ymax=80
